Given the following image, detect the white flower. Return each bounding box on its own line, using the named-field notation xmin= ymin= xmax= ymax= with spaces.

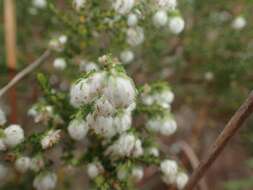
xmin=113 ymin=0 xmax=135 ymax=14
xmin=4 ymin=124 xmax=24 ymax=148
xmin=89 ymin=115 xmax=116 ymax=138
xmin=73 ymin=0 xmax=86 ymax=10
xmin=30 ymin=157 xmax=45 ymax=172
xmin=176 ymin=172 xmax=189 ymax=190
xmin=103 ymin=76 xmax=136 ymax=108
xmin=160 ymin=160 xmax=178 ymax=184
xmin=0 ymin=164 xmax=8 ymax=180
xmin=49 ymin=35 xmax=67 ymax=52
xmin=106 ymin=133 xmax=143 ymax=158
xmin=0 ymin=108 xmax=6 ymax=126
xmin=132 ymin=139 xmax=143 ymax=157
xmin=79 ymin=61 xmax=99 ymax=72
xmin=148 ymin=147 xmax=160 ymax=157
xmin=58 ymin=35 xmax=68 ymax=44
xmin=153 ymin=10 xmax=168 ymax=27
xmin=127 ymin=26 xmax=145 ymax=46
xmin=33 ymin=172 xmax=57 ymax=190
xmin=53 ymin=58 xmax=66 ymax=70
xmin=114 ymin=111 xmax=132 ymax=134
xmin=155 ymin=0 xmax=177 ymax=11
xmin=131 ymin=167 xmax=144 ymax=181
xmin=87 ymin=162 xmax=104 ymax=179
xmin=127 ymin=13 xmax=138 ymax=26
xmin=232 ymin=16 xmax=246 ymax=30
xmin=15 ymin=157 xmax=31 ymax=173
xmin=70 ymin=79 xmax=91 ymax=107
xmin=120 ymin=50 xmax=135 ymax=64
xmin=168 ymin=16 xmax=185 ymax=34
xmin=41 ymin=130 xmax=61 ymax=149
xmin=146 ymin=119 xmax=161 ymax=132
xmin=94 ymin=96 xmax=115 ymax=116
xmin=0 ymin=138 xmax=7 ymax=151
xmin=68 ymin=119 xmax=89 ymax=141
xmin=160 ymin=118 xmax=177 ymax=136
xmin=70 ymin=72 xmax=105 ymax=107
xmin=33 ymin=0 xmax=47 ymax=9
xmin=204 ymin=71 xmax=214 ymax=81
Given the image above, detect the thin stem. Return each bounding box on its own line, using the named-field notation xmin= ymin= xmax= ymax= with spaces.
xmin=184 ymin=90 xmax=253 ymax=190
xmin=0 ymin=49 xmax=52 ymax=98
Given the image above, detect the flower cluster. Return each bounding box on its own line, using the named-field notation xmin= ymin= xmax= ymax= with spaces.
xmin=0 ymin=55 xmax=188 ymax=190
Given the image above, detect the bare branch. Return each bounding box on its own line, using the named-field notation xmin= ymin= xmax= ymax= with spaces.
xmin=0 ymin=49 xmax=51 ymax=98
xmin=178 ymin=141 xmax=208 ymax=190
xmin=184 ymin=91 xmax=253 ymax=190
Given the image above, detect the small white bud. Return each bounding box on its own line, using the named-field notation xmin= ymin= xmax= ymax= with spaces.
xmin=87 ymin=162 xmax=104 ymax=179
xmin=73 ymin=0 xmax=86 ymax=11
xmin=160 ymin=119 xmax=177 ymax=136
xmin=4 ymin=124 xmax=24 ymax=148
xmin=30 ymin=157 xmax=45 ymax=172
xmin=148 ymin=147 xmax=160 ymax=157
xmin=153 ymin=10 xmax=168 ymax=27
xmin=53 ymin=58 xmax=66 ymax=71
xmin=131 ymin=167 xmax=144 ymax=181
xmin=68 ymin=119 xmax=89 ymax=141
xmin=168 ymin=16 xmax=185 ymax=34
xmin=120 ymin=50 xmax=135 ymax=64
xmin=155 ymin=0 xmax=177 ymax=11
xmin=232 ymin=16 xmax=246 ymax=30
xmin=33 ymin=172 xmax=57 ymax=190
xmin=33 ymin=0 xmax=47 ymax=9
xmin=176 ymin=172 xmax=189 ymax=190
xmin=127 ymin=26 xmax=145 ymax=46
xmin=113 ymin=0 xmax=135 ymax=14
xmin=15 ymin=157 xmax=31 ymax=173
xmin=160 ymin=160 xmax=178 ymax=184
xmin=127 ymin=13 xmax=138 ymax=26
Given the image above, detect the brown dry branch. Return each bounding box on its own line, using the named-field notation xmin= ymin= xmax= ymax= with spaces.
xmin=0 ymin=50 xmax=52 ymax=98
xmin=178 ymin=141 xmax=208 ymax=190
xmin=184 ymin=90 xmax=253 ymax=190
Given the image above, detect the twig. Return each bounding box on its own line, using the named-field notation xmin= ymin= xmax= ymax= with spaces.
xmin=178 ymin=141 xmax=208 ymax=190
xmin=0 ymin=49 xmax=51 ymax=98
xmin=184 ymin=91 xmax=253 ymax=190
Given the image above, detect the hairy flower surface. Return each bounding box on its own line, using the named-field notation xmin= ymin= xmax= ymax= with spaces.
xmin=41 ymin=130 xmax=61 ymax=149
xmin=113 ymin=0 xmax=135 ymax=14
xmin=33 ymin=172 xmax=57 ymax=190
xmin=153 ymin=10 xmax=168 ymax=27
xmin=4 ymin=124 xmax=24 ymax=148
xmin=168 ymin=16 xmax=185 ymax=34
xmin=68 ymin=118 xmax=89 ymax=141
xmin=127 ymin=26 xmax=145 ymax=46
xmin=15 ymin=156 xmax=31 ymax=173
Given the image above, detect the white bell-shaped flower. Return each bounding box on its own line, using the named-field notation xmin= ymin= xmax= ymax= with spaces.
xmin=68 ymin=119 xmax=89 ymax=141
xmin=15 ymin=156 xmax=31 ymax=173
xmin=33 ymin=172 xmax=57 ymax=190
xmin=120 ymin=50 xmax=135 ymax=64
xmin=153 ymin=10 xmax=168 ymax=27
xmin=4 ymin=124 xmax=24 ymax=148
xmin=127 ymin=26 xmax=145 ymax=46
xmin=103 ymin=75 xmax=136 ymax=108
xmin=168 ymin=16 xmax=185 ymax=34
xmin=176 ymin=172 xmax=189 ymax=190
xmin=113 ymin=0 xmax=135 ymax=14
